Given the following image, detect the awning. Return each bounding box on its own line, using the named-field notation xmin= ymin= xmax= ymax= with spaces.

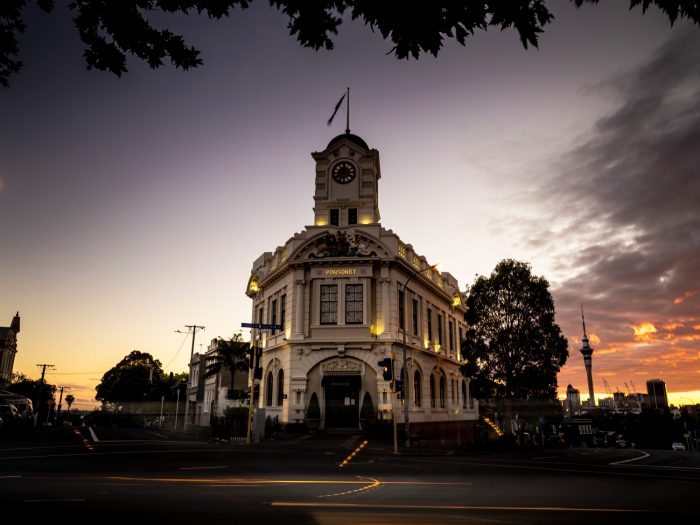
xmin=321 ymin=374 xmax=361 ymax=388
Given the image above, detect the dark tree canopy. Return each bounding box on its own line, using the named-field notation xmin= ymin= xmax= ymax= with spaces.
xmin=460 ymin=259 xmax=569 ymax=400
xmin=7 ymin=372 xmax=57 ymax=412
xmin=203 ymin=333 xmax=250 ymax=390
xmin=95 ymin=350 xmax=175 ymax=408
xmin=3 ymin=1 xmax=699 ymax=87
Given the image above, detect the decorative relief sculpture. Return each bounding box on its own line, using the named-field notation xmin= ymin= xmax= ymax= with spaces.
xmin=310 ymin=230 xmax=378 ymax=258
xmin=322 ymin=359 xmax=361 ymax=372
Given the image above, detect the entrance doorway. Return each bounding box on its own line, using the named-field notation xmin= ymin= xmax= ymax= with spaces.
xmin=322 ymin=374 xmax=361 ymax=428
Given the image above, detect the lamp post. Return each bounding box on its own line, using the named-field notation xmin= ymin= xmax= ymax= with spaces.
xmin=401 ymin=262 xmax=440 ymax=448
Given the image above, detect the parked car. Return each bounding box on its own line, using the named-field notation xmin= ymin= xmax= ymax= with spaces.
xmin=672 ymin=442 xmax=686 ymax=451
xmin=0 ymin=404 xmax=21 ymax=428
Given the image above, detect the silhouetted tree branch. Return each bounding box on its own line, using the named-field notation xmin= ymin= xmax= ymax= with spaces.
xmin=2 ymin=1 xmax=699 ymax=87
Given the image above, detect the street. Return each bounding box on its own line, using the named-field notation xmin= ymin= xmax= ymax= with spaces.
xmin=1 ymin=427 xmax=699 ymax=524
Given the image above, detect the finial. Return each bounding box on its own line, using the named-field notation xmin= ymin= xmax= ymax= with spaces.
xmin=345 ymin=86 xmax=350 ymax=134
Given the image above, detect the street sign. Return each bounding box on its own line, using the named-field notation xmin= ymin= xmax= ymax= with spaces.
xmin=241 ymin=323 xmax=283 ymax=330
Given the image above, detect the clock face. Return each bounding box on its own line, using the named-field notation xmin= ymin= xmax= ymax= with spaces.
xmin=332 ymin=162 xmax=356 ymax=184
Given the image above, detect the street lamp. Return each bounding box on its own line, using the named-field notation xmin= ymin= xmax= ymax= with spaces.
xmin=401 ymin=262 xmax=440 ymax=448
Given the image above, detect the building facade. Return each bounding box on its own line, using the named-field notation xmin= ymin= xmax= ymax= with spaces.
xmin=244 ymin=133 xmax=478 ymax=431
xmin=0 ymin=312 xmax=20 ymax=387
xmin=646 ymin=378 xmax=668 ymax=409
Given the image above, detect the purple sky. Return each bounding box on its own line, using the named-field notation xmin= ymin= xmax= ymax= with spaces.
xmin=1 ymin=2 xmax=698 ymax=408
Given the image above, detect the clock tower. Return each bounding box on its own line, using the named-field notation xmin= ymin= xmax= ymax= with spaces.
xmin=311 ymin=131 xmax=381 ymax=228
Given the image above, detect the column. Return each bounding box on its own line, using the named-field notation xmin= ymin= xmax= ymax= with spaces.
xmin=293 ymin=279 xmax=305 ymax=338
xmin=379 ymin=277 xmax=391 ymax=338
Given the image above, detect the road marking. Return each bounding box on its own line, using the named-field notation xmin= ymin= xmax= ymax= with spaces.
xmin=319 ymin=477 xmax=380 ymax=498
xmin=25 ymin=499 xmax=85 ymax=502
xmin=0 ymin=448 xmax=283 ymax=461
xmin=610 ymin=451 xmax=650 ymax=465
xmin=533 ymin=456 xmax=557 ymax=460
xmin=180 ymin=466 xmax=228 ymax=470
xmin=0 ymin=475 xmax=21 ymax=478
xmin=340 ymin=435 xmax=361 ymax=450
xmin=400 ymin=457 xmax=700 ymax=483
xmin=340 ymin=440 xmax=368 ymax=467
xmin=270 ymin=502 xmax=648 ymax=512
xmin=88 ymin=427 xmax=99 ymax=442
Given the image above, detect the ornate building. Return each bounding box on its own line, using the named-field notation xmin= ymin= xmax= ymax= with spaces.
xmin=245 ymin=133 xmax=479 ymax=431
xmin=0 ymin=312 xmax=20 ymax=387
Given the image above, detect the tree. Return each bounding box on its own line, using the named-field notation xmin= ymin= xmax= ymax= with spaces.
xmin=3 ymin=1 xmax=699 ymax=87
xmin=202 ymin=333 xmax=250 ymax=391
xmin=95 ymin=350 xmax=172 ymax=414
xmin=7 ymin=372 xmax=57 ymax=419
xmin=64 ymin=393 xmax=75 ymax=415
xmin=460 ymin=259 xmax=568 ymax=400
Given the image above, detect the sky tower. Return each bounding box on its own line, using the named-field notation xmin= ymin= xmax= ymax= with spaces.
xmin=580 ymin=305 xmax=596 ymax=407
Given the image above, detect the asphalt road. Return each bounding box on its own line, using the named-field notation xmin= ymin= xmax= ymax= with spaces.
xmin=1 ymin=427 xmax=699 ymax=524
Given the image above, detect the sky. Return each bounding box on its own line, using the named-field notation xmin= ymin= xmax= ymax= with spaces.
xmin=1 ymin=2 xmax=698 ymax=409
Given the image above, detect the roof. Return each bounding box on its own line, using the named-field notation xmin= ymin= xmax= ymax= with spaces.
xmin=327 ymin=132 xmax=369 ymax=150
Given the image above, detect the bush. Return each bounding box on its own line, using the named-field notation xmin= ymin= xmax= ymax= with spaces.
xmin=307 ymin=392 xmax=321 ymax=419
xmin=360 ymin=391 xmax=375 ymax=420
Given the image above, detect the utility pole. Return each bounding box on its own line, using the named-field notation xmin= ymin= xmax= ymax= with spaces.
xmin=176 ymin=325 xmax=204 ymax=432
xmin=55 ymin=386 xmax=70 ymax=425
xmin=35 ymin=364 xmax=55 ymax=426
xmin=247 ymin=330 xmax=260 ymax=443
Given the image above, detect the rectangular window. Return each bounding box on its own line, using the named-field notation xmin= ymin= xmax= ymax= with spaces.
xmin=330 ymin=209 xmax=339 ymax=226
xmin=427 ymin=308 xmax=433 ymax=342
xmin=320 ymin=284 xmax=338 ymax=325
xmin=459 ymin=326 xmax=463 ymax=343
xmin=280 ymin=294 xmax=286 ymax=331
xmin=345 ymin=284 xmax=363 ymax=324
xmin=412 ymin=299 xmax=418 ymax=336
xmin=437 ymin=314 xmax=443 ymax=346
xmin=271 ymin=300 xmax=278 ymax=334
xmin=348 ymin=208 xmax=358 ymax=225
xmin=398 ymin=290 xmax=405 ymax=330
xmin=449 ymin=320 xmax=454 ymax=351
xmin=258 ymin=307 xmax=263 ymax=326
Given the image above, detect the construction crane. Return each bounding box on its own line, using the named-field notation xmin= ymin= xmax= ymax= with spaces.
xmin=602 ymin=378 xmax=615 ymax=409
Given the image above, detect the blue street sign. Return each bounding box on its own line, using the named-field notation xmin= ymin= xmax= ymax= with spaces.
xmin=241 ymin=323 xmax=283 ymax=330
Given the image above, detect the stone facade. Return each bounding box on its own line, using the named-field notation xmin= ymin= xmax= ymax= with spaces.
xmin=245 ymin=134 xmax=478 ymax=430
xmin=0 ymin=312 xmax=20 ymax=387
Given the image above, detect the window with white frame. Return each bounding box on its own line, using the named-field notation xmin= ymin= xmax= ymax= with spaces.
xmin=320 ymin=284 xmax=338 ymax=325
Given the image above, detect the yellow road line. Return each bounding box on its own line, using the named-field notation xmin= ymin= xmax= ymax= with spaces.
xmin=339 ymin=440 xmax=368 ymax=467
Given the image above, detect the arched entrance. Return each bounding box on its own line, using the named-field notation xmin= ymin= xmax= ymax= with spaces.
xmin=321 ymin=374 xmax=361 ymax=428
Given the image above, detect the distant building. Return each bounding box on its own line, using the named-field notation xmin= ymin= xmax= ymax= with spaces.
xmin=646 ymin=379 xmax=668 ymax=409
xmin=566 ymin=384 xmax=581 ymax=415
xmin=0 ymin=312 xmax=20 ymax=387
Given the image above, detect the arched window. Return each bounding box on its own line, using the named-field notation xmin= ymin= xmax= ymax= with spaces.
xmin=266 ymin=371 xmax=274 ymax=406
xmin=462 ymin=380 xmax=467 ymax=409
xmin=439 ymin=376 xmax=445 ymax=408
xmin=451 ymin=379 xmax=455 ymax=404
xmin=277 ymin=369 xmax=285 ymax=406
xmin=413 ymin=371 xmax=421 ymax=407
xmin=430 ymin=376 xmax=436 ymax=408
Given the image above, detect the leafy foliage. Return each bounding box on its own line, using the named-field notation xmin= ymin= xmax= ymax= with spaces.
xmin=3 ymin=1 xmax=700 ymax=87
xmin=7 ymin=372 xmax=57 ymax=416
xmin=95 ymin=350 xmax=178 ymax=411
xmin=307 ymin=391 xmax=320 ymax=419
xmin=460 ymin=259 xmax=569 ymax=400
xmin=359 ymin=391 xmax=375 ymax=420
xmin=64 ymin=393 xmax=75 ymax=411
xmin=203 ymin=333 xmax=250 ymax=389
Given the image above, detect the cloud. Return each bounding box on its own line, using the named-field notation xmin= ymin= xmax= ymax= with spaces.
xmin=497 ymin=27 xmax=700 ymax=393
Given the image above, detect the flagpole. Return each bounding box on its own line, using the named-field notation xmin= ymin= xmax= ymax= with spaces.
xmin=345 ymin=87 xmax=350 ymax=134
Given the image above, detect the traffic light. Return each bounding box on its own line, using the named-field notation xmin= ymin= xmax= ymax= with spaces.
xmin=378 ymin=358 xmax=392 ymax=381
xmin=395 ymin=379 xmax=404 ymax=395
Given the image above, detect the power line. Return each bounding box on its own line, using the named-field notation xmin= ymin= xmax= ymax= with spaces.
xmin=163 ymin=330 xmax=192 ymax=371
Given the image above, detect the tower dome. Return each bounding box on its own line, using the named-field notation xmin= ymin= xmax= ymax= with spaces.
xmin=327 ymin=132 xmax=369 ymax=150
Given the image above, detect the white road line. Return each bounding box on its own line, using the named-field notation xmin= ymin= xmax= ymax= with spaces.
xmin=88 ymin=427 xmax=99 ymax=442
xmin=180 ymin=466 xmax=228 ymax=470
xmin=610 ymin=451 xmax=650 ymax=465
xmin=533 ymin=456 xmax=557 ymax=460
xmin=0 ymin=475 xmax=21 ymax=478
